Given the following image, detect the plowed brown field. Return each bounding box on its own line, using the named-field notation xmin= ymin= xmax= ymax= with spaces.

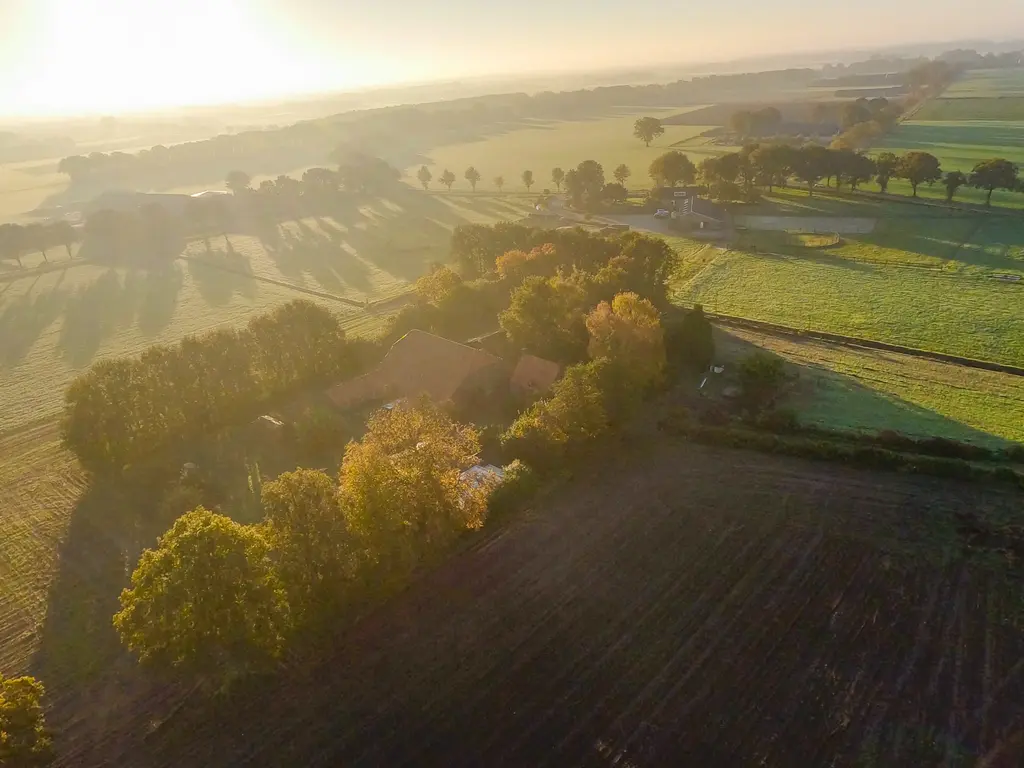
xmin=47 ymin=438 xmax=1024 ymax=767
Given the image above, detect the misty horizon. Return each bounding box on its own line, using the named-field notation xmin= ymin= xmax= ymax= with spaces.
xmin=1 ymin=0 xmax=1023 ymax=118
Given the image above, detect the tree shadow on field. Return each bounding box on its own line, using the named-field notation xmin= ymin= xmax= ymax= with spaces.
xmin=136 ymin=264 xmax=185 ymax=337
xmin=57 ymin=270 xmax=141 ymax=367
xmin=0 ymin=278 xmax=68 ymax=368
xmin=187 ymin=250 xmax=258 ymax=307
xmin=708 ymin=327 xmax=1018 ymax=448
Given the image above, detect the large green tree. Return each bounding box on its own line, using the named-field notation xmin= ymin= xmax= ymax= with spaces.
xmin=225 ymin=170 xmax=252 ymax=195
xmin=114 ymin=508 xmax=289 ymax=684
xmin=895 ymin=151 xmax=942 ymax=197
xmin=875 ymin=151 xmax=898 ymax=193
xmin=0 ymin=674 xmax=53 ymax=767
xmin=944 ymin=170 xmax=968 ymax=203
xmin=521 ymin=169 xmax=534 ymax=192
xmin=613 ymin=164 xmax=631 ymax=187
xmin=648 ymin=151 xmax=696 ymax=187
xmin=499 ymin=274 xmax=590 ymax=362
xmin=416 ymin=165 xmax=432 ymax=190
xmin=970 ymin=158 xmax=1019 ymax=206
xmin=464 ymin=166 xmax=481 ymax=192
xmin=262 ymin=469 xmax=353 ymax=629
xmin=551 ymin=167 xmax=565 ymax=192
xmin=502 ymin=359 xmax=611 ymax=463
xmin=439 ymin=169 xmax=456 ymax=191
xmin=750 ymin=144 xmax=794 ymax=191
xmin=633 ymin=117 xmax=665 ymax=147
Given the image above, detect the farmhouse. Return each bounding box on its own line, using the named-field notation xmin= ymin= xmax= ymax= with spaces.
xmin=327 ymin=330 xmax=506 ymax=410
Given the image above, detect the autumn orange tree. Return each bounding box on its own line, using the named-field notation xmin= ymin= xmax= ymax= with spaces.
xmin=340 ymin=398 xmax=492 ymax=587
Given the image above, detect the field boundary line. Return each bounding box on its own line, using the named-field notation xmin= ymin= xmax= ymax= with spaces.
xmin=178 ymin=253 xmax=371 ymax=308
xmin=696 ymin=309 xmax=1024 ymax=377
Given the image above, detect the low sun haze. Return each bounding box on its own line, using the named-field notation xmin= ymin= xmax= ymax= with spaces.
xmin=1 ymin=0 xmax=1023 ymax=117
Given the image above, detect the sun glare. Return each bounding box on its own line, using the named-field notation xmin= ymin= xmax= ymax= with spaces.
xmin=9 ymin=0 xmax=344 ymax=116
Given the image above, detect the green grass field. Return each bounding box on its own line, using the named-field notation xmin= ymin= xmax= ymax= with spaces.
xmin=675 ymin=245 xmax=1024 ymax=368
xmin=875 ymin=120 xmax=1024 ymax=171
xmin=414 ymin=107 xmax=720 ymax=192
xmin=717 ymin=327 xmax=1024 ymax=447
xmin=941 ymin=69 xmax=1024 ymax=99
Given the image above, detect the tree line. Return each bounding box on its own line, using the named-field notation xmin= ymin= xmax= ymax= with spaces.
xmin=0 ymin=153 xmax=406 ymax=272
xmin=61 ymin=300 xmax=368 ymax=472
xmin=650 ymin=145 xmax=1023 ymax=205
xmin=114 ymin=398 xmax=497 ymax=686
xmin=0 ymin=220 xmax=79 ymax=268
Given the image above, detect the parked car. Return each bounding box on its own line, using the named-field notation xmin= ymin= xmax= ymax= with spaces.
xmin=654 ymin=209 xmax=670 ymax=218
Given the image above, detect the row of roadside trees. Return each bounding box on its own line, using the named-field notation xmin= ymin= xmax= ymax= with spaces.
xmin=673 ymin=145 xmax=1022 ymax=205
xmin=0 ymin=220 xmax=79 ymax=269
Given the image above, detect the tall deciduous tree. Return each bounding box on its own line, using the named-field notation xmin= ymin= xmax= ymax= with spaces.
xmin=613 ymin=164 xmax=632 ymax=187
xmin=439 ymin=169 xmax=456 ymax=191
xmin=943 ymin=170 xmax=968 ymax=203
xmin=0 ymin=223 xmax=25 ymax=268
xmin=340 ymin=399 xmax=489 ymax=584
xmin=875 ymin=151 xmax=898 ymax=193
xmin=586 ymin=292 xmax=666 ymax=392
xmin=500 ymin=274 xmax=590 ymax=362
xmin=464 ymin=166 xmax=481 ymax=192
xmin=50 ymin=221 xmax=78 ymax=260
xmin=493 ymin=175 xmax=505 ymax=193
xmin=113 ymin=508 xmax=289 ymax=683
xmin=416 ymin=165 xmax=432 ymax=190
xmin=261 ymin=469 xmax=353 ymax=629
xmin=551 ymin=167 xmax=565 ymax=192
xmin=633 ymin=116 xmax=665 ymax=147
xmin=521 ymin=169 xmax=534 ymax=192
xmin=896 ymin=151 xmax=942 ymax=197
xmin=648 ymin=151 xmax=696 ymax=187
xmin=501 ymin=359 xmax=611 ymax=463
xmin=225 ymin=170 xmax=252 ymax=195
xmin=970 ymin=158 xmax=1019 ymax=206
xmin=750 ymin=144 xmax=794 ymax=191
xmin=0 ymin=674 xmax=53 ymax=767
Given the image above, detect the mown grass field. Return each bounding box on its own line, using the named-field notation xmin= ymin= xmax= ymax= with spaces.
xmin=415 ymin=107 xmax=720 ymax=193
xmin=717 ymin=327 xmax=1024 ymax=447
xmin=942 ymin=68 xmax=1024 ymax=99
xmin=678 ymin=248 xmax=1024 ymax=367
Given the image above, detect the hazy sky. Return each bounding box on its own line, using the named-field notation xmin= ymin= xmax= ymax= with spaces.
xmin=1 ymin=0 xmax=1022 ymax=116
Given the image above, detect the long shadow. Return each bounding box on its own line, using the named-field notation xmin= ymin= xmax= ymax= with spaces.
xmin=0 ymin=280 xmax=68 ymax=368
xmin=58 ymin=270 xmax=141 ymax=367
xmin=136 ymin=264 xmax=185 ymax=337
xmin=187 ymin=250 xmax=257 ymax=307
xmin=710 ymin=326 xmax=1019 ymax=447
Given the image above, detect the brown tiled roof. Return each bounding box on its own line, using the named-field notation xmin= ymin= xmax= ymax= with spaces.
xmin=510 ymin=354 xmax=561 ymax=395
xmin=327 ymin=330 xmax=502 ymax=409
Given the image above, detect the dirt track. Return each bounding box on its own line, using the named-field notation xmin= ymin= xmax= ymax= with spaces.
xmin=63 ymin=438 xmax=1024 ymax=767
